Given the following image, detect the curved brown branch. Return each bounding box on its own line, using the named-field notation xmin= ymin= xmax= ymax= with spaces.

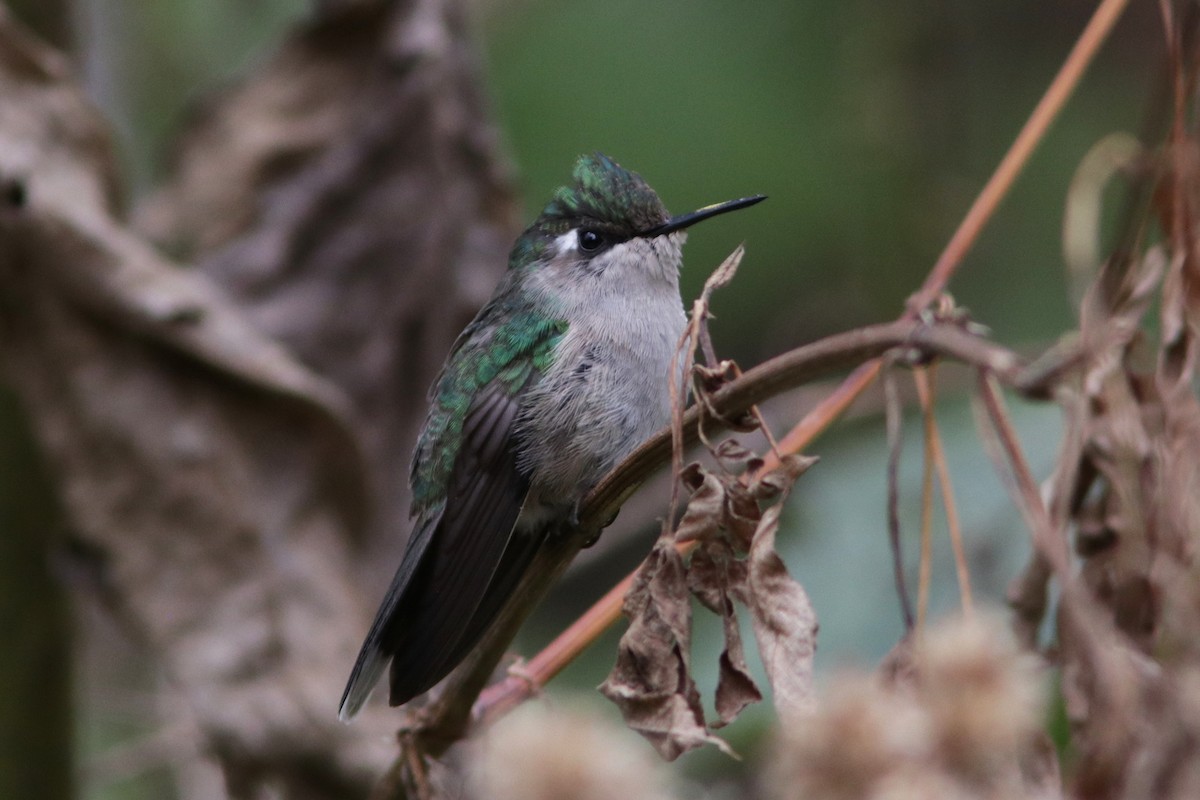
xmin=465 ymin=318 xmax=1026 ymax=728
xmin=580 ymin=319 xmax=1023 ymax=534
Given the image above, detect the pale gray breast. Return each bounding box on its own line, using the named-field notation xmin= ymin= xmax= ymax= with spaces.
xmin=517 ymin=289 xmax=686 ymax=509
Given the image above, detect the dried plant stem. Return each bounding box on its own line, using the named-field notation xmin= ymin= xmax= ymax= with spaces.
xmin=975 ymin=372 xmax=1069 ymax=577
xmin=914 ymin=365 xmax=975 ymax=619
xmin=907 ymin=0 xmax=1131 ymax=314
xmin=916 ymin=366 xmax=937 ymax=629
xmin=883 ymin=365 xmax=915 ymax=630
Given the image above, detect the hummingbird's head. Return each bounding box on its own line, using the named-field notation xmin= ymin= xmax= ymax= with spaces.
xmin=540 ymin=152 xmax=670 ymax=240
xmin=510 ymin=153 xmax=764 ymax=293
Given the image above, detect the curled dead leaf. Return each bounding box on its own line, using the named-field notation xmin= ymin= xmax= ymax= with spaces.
xmin=740 ymin=504 xmax=818 ymax=721
xmin=688 ymin=545 xmax=761 ymax=727
xmin=700 ymin=243 xmax=746 ymax=299
xmin=674 ymin=463 xmax=727 ymax=544
xmin=750 ymin=453 xmax=819 ymax=505
xmin=599 ymin=543 xmax=733 ymax=760
xmin=712 ymin=438 xmax=764 ymax=476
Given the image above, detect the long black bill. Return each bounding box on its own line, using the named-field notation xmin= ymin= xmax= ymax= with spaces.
xmin=642 ymin=194 xmax=766 ymax=238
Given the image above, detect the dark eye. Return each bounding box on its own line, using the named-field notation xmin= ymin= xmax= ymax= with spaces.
xmin=578 ymin=229 xmax=605 ymax=253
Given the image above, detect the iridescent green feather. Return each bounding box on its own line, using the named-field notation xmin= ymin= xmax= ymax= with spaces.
xmin=412 ymin=153 xmax=662 ymax=513
xmin=545 ymin=153 xmax=668 ymax=230
xmin=510 ymin=154 xmax=670 ymax=268
xmin=410 ymin=305 xmax=566 ymax=516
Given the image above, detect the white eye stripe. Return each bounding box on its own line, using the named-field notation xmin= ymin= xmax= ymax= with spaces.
xmin=554 ymin=230 xmax=578 ymax=256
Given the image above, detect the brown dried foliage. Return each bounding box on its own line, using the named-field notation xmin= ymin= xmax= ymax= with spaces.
xmin=770 ymin=616 xmax=1052 ymax=800
xmin=0 ymin=0 xmax=516 ymax=796
xmin=597 ymin=249 xmax=818 ymax=760
xmin=968 ymin=8 xmax=1200 ymax=799
xmin=11 ymin=0 xmax=1200 ymax=799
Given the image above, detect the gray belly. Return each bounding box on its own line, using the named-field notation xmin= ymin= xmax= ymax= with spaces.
xmin=516 ymin=324 xmax=679 ymax=510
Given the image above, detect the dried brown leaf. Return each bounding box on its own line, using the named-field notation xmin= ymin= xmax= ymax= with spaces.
xmin=713 ymin=646 xmax=762 ymax=729
xmin=690 ymin=246 xmax=745 ymax=368
xmin=748 ymin=454 xmax=819 ymax=506
xmin=676 ymin=459 xmax=780 ymax=552
xmin=1156 ymin=383 xmax=1200 ymax=561
xmin=694 ymin=360 xmax=740 ymax=390
xmin=712 ymin=438 xmax=764 ymax=476
xmin=694 ymin=360 xmax=758 ymax=431
xmin=700 ymin=243 xmax=746 ymax=300
xmin=600 ymin=543 xmax=732 ymax=760
xmin=1159 ymin=249 xmax=1192 ymax=386
xmin=686 ymin=542 xmax=733 ymax=613
xmin=674 ymin=463 xmax=727 ymax=545
xmin=739 ymin=504 xmax=818 ymax=720
xmin=688 ymin=546 xmax=761 ymax=727
xmin=1058 ymin=597 xmax=1155 ymax=797
xmin=724 ymin=487 xmax=762 ymax=552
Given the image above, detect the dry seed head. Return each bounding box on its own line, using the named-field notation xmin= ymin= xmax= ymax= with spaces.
xmin=868 ymin=767 xmax=976 ymax=800
xmin=769 ymin=674 xmax=934 ymax=800
xmin=913 ymin=615 xmax=1046 ymax=779
xmin=468 ymin=702 xmax=676 ymax=800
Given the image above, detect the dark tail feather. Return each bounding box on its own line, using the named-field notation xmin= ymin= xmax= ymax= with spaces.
xmin=385 ymin=522 xmax=548 ymax=705
xmin=338 ymin=639 xmax=389 ymax=722
xmin=338 ymin=518 xmax=441 ymax=722
xmin=342 ymin=380 xmax=536 ymax=716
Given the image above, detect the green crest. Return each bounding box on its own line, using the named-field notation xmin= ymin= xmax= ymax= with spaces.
xmin=508 ymin=154 xmax=670 ymax=270
xmin=543 ymin=153 xmax=669 ymax=232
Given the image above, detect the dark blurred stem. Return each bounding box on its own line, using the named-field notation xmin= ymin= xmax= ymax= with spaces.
xmin=5 ymin=0 xmax=73 ymax=50
xmin=974 ymin=372 xmax=1070 ymax=577
xmin=907 ymin=0 xmax=1131 ymax=314
xmin=883 ymin=363 xmax=914 ymax=631
xmin=0 ymin=386 xmax=73 ymax=800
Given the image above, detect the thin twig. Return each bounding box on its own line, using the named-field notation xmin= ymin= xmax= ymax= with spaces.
xmin=915 ymin=365 xmax=936 ymax=630
xmin=883 ymin=363 xmax=915 ymax=630
xmin=907 ymin=0 xmax=1131 ymax=314
xmin=975 ymin=372 xmax=1070 ymax=577
xmin=914 ymin=365 xmax=975 ymax=618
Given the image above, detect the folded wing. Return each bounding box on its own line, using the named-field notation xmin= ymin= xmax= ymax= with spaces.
xmin=338 ymin=377 xmax=540 ymax=719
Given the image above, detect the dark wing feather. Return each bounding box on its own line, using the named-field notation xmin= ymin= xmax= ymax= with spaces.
xmin=338 ymin=378 xmax=536 ymax=718
xmin=433 ymin=517 xmax=550 ymax=679
xmin=385 ymin=383 xmax=532 ymax=702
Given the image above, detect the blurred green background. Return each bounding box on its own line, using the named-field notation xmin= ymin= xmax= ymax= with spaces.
xmin=50 ymin=0 xmax=1156 ymax=355
xmin=1 ymin=0 xmax=1160 ymax=795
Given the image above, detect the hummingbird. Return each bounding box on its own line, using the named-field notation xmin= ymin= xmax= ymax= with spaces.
xmin=338 ymin=153 xmax=764 ymax=720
